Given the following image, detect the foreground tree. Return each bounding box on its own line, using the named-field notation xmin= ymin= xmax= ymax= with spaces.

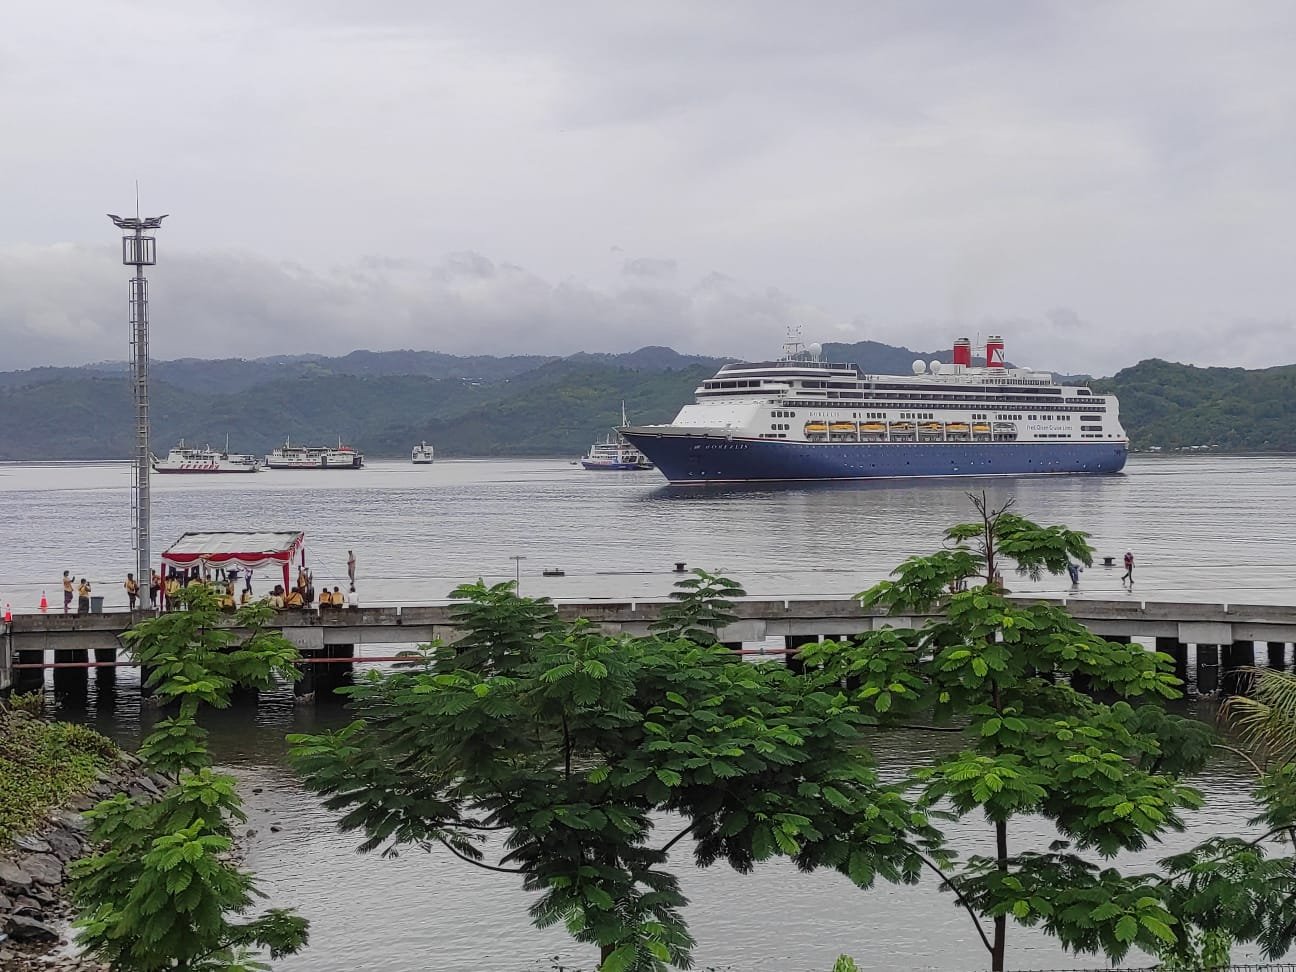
xmin=803 ymin=494 xmax=1215 ymax=970
xmin=1147 ymin=667 xmax=1296 ymax=966
xmin=290 ymin=576 xmax=943 ymax=971
xmin=70 ymin=587 xmax=309 ymax=971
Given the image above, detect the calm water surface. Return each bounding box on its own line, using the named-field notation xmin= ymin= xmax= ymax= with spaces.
xmin=2 ymin=456 xmax=1293 ymax=970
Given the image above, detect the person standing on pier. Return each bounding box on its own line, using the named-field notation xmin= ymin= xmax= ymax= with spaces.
xmin=62 ymin=571 xmax=74 ymax=614
xmin=1066 ymin=561 xmax=1081 ymax=589
xmin=1121 ymin=550 xmax=1135 ymax=588
xmin=347 ymin=550 xmax=356 ymax=586
xmin=148 ymin=569 xmax=161 ymax=611
xmin=124 ymin=572 xmax=139 ymax=611
xmin=77 ymin=578 xmax=91 ymax=614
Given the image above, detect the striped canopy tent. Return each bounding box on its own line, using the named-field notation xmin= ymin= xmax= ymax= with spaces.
xmin=160 ymin=531 xmax=305 ymax=596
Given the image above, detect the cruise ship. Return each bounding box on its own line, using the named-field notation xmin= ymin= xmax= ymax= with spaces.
xmin=618 ymin=335 xmax=1127 ymax=484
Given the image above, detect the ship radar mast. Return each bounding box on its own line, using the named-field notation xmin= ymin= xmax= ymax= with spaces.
xmin=780 ymin=326 xmax=821 ymax=362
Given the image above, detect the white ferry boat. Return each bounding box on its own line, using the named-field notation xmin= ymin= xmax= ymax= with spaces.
xmin=152 ymin=440 xmax=260 ymax=474
xmin=412 ymin=442 xmax=435 ymax=464
xmin=619 ymin=335 xmax=1127 ymax=484
xmin=580 ymin=435 xmax=654 ymax=471
xmin=264 ymin=438 xmax=364 ymax=470
xmin=581 ymin=405 xmax=654 ymax=470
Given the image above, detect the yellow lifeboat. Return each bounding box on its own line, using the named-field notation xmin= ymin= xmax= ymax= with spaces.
xmin=888 ymin=421 xmax=914 ymax=433
xmin=972 ymin=422 xmax=992 ymax=434
xmin=829 ymin=422 xmax=857 ymax=434
xmin=946 ymin=422 xmax=970 ymax=434
xmin=861 ymin=422 xmax=887 ymax=433
xmin=920 ymin=422 xmax=943 ymax=433
xmin=804 ymin=422 xmax=829 ymax=434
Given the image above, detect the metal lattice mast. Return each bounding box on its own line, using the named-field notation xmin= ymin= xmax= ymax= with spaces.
xmin=108 ymin=209 xmax=167 ymax=584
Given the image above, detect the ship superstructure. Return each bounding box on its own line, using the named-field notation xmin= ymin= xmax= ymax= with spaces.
xmin=619 ymin=335 xmax=1127 ymax=484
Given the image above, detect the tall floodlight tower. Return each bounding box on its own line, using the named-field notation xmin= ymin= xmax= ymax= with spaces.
xmin=108 ymin=210 xmax=167 ymax=586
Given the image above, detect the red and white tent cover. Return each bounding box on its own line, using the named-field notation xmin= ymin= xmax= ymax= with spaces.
xmin=161 ymin=531 xmax=305 ymax=590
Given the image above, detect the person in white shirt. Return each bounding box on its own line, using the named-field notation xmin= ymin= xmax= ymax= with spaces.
xmin=346 ymin=586 xmax=358 ymax=609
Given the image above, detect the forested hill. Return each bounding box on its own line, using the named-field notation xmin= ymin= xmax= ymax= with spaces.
xmin=1094 ymin=359 xmax=1296 ymax=452
xmin=0 ymin=347 xmax=1292 ymax=459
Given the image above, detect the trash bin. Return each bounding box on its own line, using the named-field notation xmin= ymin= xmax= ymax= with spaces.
xmin=90 ymin=596 xmax=104 ymax=613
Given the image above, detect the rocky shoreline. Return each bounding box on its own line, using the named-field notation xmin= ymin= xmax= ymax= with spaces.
xmin=0 ymin=750 xmax=171 ymax=971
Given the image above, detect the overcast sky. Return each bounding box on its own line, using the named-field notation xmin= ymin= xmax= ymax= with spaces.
xmin=2 ymin=1 xmax=1294 ymax=375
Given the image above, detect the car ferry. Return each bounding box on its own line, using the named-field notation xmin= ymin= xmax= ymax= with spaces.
xmin=152 ymin=440 xmax=260 ymax=474
xmin=264 ymin=438 xmax=364 ymax=470
xmin=618 ymin=334 xmax=1127 ymax=484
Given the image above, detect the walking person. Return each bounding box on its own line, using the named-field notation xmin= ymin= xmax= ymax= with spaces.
xmin=1066 ymin=561 xmax=1081 ymax=590
xmin=62 ymin=570 xmax=74 ymax=614
xmin=124 ymin=572 xmax=140 ymax=612
xmin=1121 ymin=550 xmax=1135 ymax=588
xmin=77 ymin=577 xmax=92 ymax=614
xmin=149 ymin=569 xmax=161 ymax=611
xmin=347 ymin=550 xmax=356 ymax=587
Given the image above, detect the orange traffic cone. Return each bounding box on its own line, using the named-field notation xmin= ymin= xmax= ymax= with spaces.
xmin=3 ymin=603 xmax=11 ymax=623
xmin=39 ymin=591 xmax=48 ymax=613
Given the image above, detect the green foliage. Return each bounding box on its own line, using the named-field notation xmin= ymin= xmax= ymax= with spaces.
xmin=71 ymin=771 xmax=306 ymax=971
xmin=290 ymin=573 xmax=940 ymax=971
xmin=6 ymin=689 xmax=44 ymax=716
xmin=0 ymin=354 xmax=714 ymax=460
xmin=802 ymin=495 xmax=1213 ymax=970
xmin=1221 ymin=667 xmax=1296 ymax=768
xmin=830 ymin=957 xmax=860 ymax=972
xmin=1093 ymin=358 xmax=1296 ymax=452
xmin=1146 ymin=671 xmax=1296 ymax=964
xmin=0 ymin=712 xmax=119 ymax=847
xmin=649 ymin=569 xmax=745 ymax=645
xmin=70 ymin=586 xmax=308 ymax=971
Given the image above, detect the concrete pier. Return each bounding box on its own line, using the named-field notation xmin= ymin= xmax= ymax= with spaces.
xmin=6 ymin=597 xmax=1296 ymax=700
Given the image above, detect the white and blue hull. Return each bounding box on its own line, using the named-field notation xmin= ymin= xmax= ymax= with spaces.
xmin=619 ymin=433 xmax=1127 ymax=484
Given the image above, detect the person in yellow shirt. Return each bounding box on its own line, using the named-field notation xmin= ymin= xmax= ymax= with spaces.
xmin=77 ymin=578 xmax=92 ymax=614
xmin=319 ymin=588 xmax=333 ymax=607
xmin=221 ymin=582 xmax=236 ymax=610
xmin=62 ymin=571 xmax=74 ymax=614
xmin=164 ymin=573 xmax=181 ymax=610
xmin=124 ymin=573 xmax=140 ymax=611
xmin=284 ymin=587 xmax=304 ymax=609
xmin=240 ymin=588 xmax=252 ymax=606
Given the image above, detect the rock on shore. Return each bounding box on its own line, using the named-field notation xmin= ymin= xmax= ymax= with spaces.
xmin=0 ymin=754 xmax=172 ymax=971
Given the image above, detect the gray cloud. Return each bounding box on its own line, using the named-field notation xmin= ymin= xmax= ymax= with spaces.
xmin=622 ymin=257 xmax=677 ymax=279
xmin=2 ymin=2 xmax=1295 ymax=374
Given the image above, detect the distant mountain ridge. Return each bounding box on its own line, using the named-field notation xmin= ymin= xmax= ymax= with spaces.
xmin=0 ymin=343 xmax=1291 ymax=459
